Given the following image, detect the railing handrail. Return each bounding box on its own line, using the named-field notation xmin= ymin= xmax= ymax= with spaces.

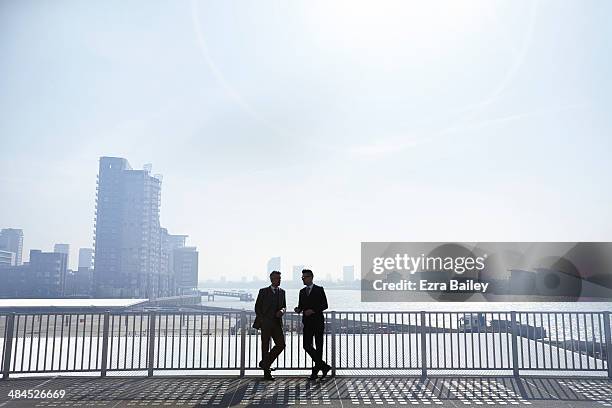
xmin=178 ymin=310 xmax=595 ymax=312
xmin=0 ymin=309 xmax=610 ymax=379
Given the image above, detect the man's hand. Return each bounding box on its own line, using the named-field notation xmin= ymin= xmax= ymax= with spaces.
xmin=294 ymin=307 xmax=301 ymax=313
xmin=276 ymin=309 xmax=285 ymax=318
xmin=304 ymin=309 xmax=314 ymax=317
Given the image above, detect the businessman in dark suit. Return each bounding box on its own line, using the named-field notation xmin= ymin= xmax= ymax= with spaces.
xmin=254 ymin=270 xmax=286 ymax=380
xmin=294 ymin=269 xmax=331 ymax=380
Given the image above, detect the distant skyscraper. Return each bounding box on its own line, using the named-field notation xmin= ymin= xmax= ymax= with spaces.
xmin=343 ymin=265 xmax=355 ymax=282
xmin=78 ymin=248 xmax=94 ymax=269
xmin=267 ymin=256 xmax=281 ymax=274
xmin=93 ymin=156 xmax=163 ymax=298
xmin=0 ymin=228 xmax=23 ymax=266
xmin=160 ymin=230 xmax=188 ymax=296
xmin=167 ymin=234 xmax=187 ymax=249
xmin=29 ymin=249 xmax=68 ymax=297
xmin=54 ymin=243 xmax=70 ymax=269
xmin=293 ymin=265 xmax=305 ymax=282
xmin=159 ymin=228 xmax=170 ymax=296
xmin=174 ymin=247 xmax=199 ymax=293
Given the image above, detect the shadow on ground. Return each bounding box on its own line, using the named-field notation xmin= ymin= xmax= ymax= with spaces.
xmin=0 ymin=376 xmax=611 ymax=407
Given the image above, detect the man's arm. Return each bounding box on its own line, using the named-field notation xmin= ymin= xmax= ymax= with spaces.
xmin=294 ymin=289 xmax=303 ymax=313
xmin=276 ymin=290 xmax=287 ymax=317
xmin=255 ymin=289 xmax=264 ymax=316
xmin=316 ymin=287 xmax=328 ymax=314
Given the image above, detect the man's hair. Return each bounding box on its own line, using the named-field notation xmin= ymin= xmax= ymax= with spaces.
xmin=301 ymin=269 xmax=313 ymax=277
xmin=269 ymin=270 xmax=281 ymax=278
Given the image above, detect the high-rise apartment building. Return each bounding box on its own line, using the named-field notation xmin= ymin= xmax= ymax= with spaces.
xmin=293 ymin=265 xmax=305 ymax=283
xmin=29 ymin=249 xmax=68 ymax=297
xmin=174 ymin=246 xmax=199 ymax=293
xmin=0 ymin=228 xmax=23 ymax=266
xmin=54 ymin=243 xmax=70 ymax=269
xmin=343 ymin=265 xmax=355 ymax=282
xmin=78 ymin=248 xmax=94 ymax=269
xmin=0 ymin=250 xmax=15 ymax=267
xmin=93 ymin=157 xmax=162 ymax=298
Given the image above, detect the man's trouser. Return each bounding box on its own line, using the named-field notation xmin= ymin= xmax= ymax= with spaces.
xmin=261 ymin=320 xmax=285 ymax=368
xmin=303 ymin=320 xmax=326 ymax=373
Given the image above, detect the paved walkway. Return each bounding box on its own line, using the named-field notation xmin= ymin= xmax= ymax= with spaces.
xmin=0 ymin=375 xmax=611 ymax=407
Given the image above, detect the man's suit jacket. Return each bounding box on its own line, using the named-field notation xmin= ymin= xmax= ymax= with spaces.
xmin=297 ymin=284 xmax=328 ymax=325
xmin=254 ymin=286 xmax=286 ymax=329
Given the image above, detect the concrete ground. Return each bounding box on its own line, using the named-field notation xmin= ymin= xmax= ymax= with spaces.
xmin=0 ymin=375 xmax=611 ymax=407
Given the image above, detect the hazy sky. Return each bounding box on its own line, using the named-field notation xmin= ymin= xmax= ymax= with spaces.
xmin=1 ymin=0 xmax=611 ymax=279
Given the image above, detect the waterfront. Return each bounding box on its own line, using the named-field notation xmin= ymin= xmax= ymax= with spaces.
xmin=199 ymin=288 xmax=612 ymax=312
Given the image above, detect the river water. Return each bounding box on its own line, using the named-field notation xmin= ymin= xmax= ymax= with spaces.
xmin=200 ymin=288 xmax=612 ymax=312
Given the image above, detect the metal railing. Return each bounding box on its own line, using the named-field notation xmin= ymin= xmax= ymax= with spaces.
xmin=1 ymin=310 xmax=611 ymax=379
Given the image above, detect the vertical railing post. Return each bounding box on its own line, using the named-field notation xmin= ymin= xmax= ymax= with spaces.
xmin=100 ymin=311 xmax=110 ymax=377
xmin=239 ymin=310 xmax=246 ymax=378
xmin=420 ymin=311 xmax=427 ymax=378
xmin=2 ymin=313 xmax=15 ymax=379
xmin=331 ymin=311 xmax=336 ymax=377
xmin=603 ymin=311 xmax=612 ymax=379
xmin=511 ymin=311 xmax=520 ymax=378
xmin=147 ymin=312 xmax=156 ymax=377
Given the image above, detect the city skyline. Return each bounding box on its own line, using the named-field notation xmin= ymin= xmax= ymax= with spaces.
xmin=0 ymin=217 xmax=353 ymax=285
xmin=2 ymin=1 xmax=612 ymax=281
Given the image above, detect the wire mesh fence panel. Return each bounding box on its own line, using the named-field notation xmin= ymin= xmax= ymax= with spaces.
xmin=0 ymin=310 xmax=610 ymax=377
